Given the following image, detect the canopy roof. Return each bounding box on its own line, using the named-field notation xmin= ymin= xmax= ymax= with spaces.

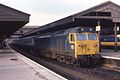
xmin=0 ymin=3 xmax=30 ymax=42
xmin=23 ymin=1 xmax=120 ymax=37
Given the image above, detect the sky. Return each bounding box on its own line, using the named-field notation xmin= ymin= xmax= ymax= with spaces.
xmin=0 ymin=0 xmax=120 ymax=27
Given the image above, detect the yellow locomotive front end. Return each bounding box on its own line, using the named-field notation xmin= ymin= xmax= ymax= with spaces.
xmin=75 ymin=33 xmax=99 ymax=57
xmin=69 ymin=32 xmax=100 ymax=66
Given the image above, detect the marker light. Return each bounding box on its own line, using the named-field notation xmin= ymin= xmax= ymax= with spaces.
xmin=71 ymin=45 xmax=74 ymax=49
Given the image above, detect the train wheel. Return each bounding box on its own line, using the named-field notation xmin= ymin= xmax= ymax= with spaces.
xmin=82 ymin=56 xmax=88 ymax=66
xmin=56 ymin=55 xmax=65 ymax=63
xmin=78 ymin=56 xmax=88 ymax=67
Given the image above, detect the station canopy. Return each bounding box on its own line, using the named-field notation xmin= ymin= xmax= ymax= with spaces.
xmin=23 ymin=1 xmax=120 ymax=37
xmin=0 ymin=3 xmax=30 ymax=42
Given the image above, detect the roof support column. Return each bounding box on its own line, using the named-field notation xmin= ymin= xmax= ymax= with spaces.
xmin=97 ymin=21 xmax=101 ymax=52
xmin=114 ymin=22 xmax=118 ymax=52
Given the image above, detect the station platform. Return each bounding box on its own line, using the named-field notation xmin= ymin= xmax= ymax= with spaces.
xmin=100 ymin=49 xmax=120 ymax=67
xmin=100 ymin=49 xmax=120 ymax=60
xmin=0 ymin=49 xmax=67 ymax=80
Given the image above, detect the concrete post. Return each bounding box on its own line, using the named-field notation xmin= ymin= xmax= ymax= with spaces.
xmin=97 ymin=21 xmax=101 ymax=52
xmin=114 ymin=23 xmax=118 ymax=52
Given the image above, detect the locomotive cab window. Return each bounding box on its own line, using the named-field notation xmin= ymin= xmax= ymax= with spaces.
xmin=76 ymin=33 xmax=87 ymax=40
xmin=69 ymin=34 xmax=75 ymax=42
xmin=88 ymin=33 xmax=97 ymax=40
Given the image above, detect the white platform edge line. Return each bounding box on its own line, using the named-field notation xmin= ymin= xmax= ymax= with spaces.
xmin=102 ymin=56 xmax=120 ymax=60
xmin=15 ymin=52 xmax=68 ymax=80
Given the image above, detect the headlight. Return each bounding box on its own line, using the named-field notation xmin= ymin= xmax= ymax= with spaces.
xmin=71 ymin=44 xmax=74 ymax=49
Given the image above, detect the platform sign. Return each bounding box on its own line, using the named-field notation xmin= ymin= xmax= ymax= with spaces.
xmin=96 ymin=25 xmax=101 ymax=31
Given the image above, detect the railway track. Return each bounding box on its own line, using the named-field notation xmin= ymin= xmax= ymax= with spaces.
xmin=10 ymin=45 xmax=120 ymax=80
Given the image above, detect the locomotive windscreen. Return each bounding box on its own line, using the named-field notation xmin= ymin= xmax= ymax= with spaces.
xmin=88 ymin=33 xmax=97 ymax=40
xmin=76 ymin=33 xmax=87 ymax=40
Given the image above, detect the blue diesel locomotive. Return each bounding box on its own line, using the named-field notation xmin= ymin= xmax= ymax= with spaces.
xmin=10 ymin=27 xmax=101 ymax=66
